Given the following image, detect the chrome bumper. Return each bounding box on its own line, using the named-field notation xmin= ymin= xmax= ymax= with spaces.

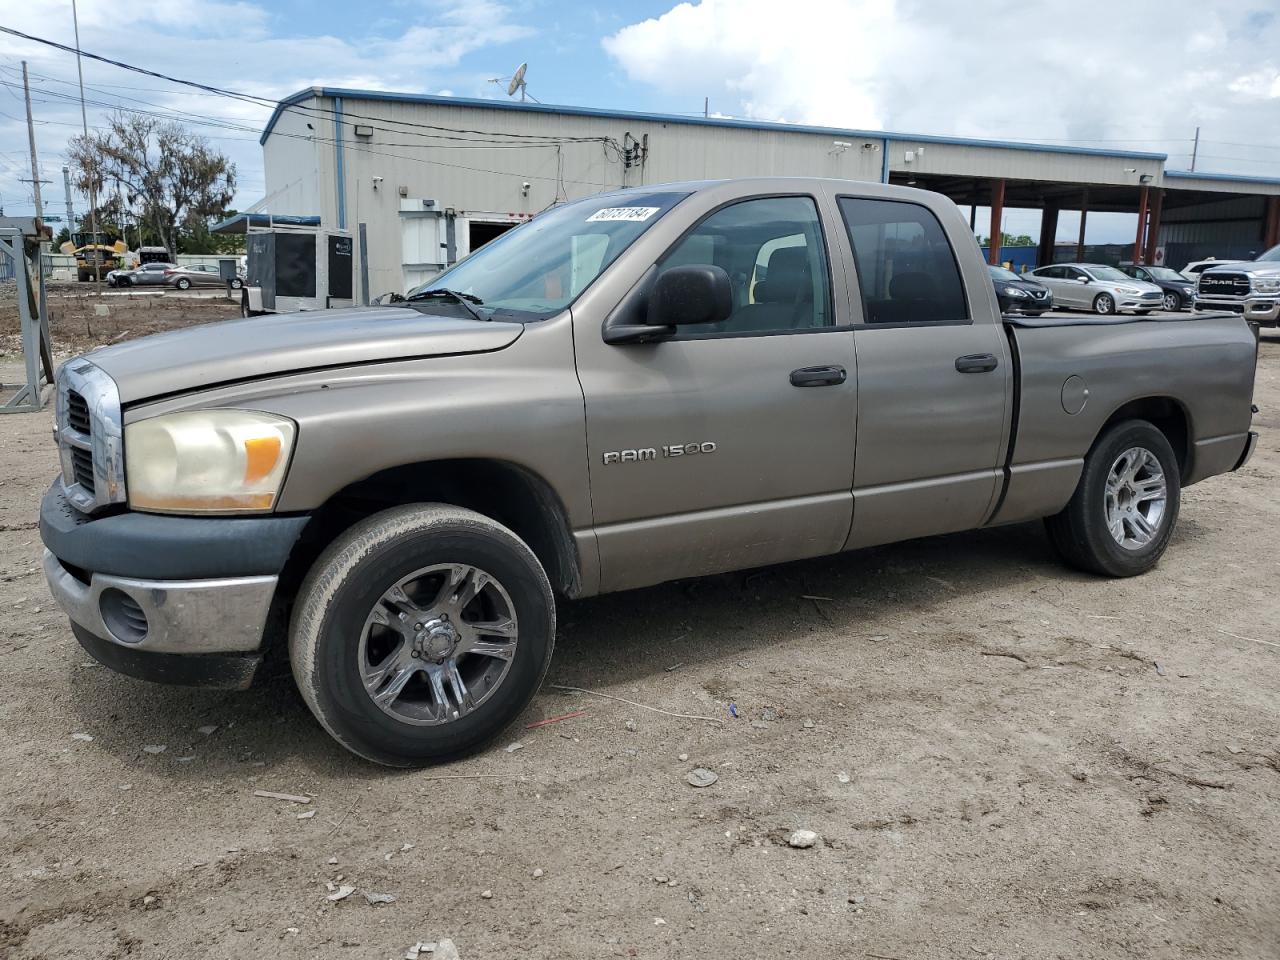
xmin=1195 ymin=296 xmax=1280 ymax=323
xmin=1234 ymin=431 xmax=1259 ymax=472
xmin=42 ymin=549 xmax=277 ymax=654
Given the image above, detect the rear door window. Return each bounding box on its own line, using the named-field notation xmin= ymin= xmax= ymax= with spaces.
xmin=837 ymin=198 xmax=969 ymax=325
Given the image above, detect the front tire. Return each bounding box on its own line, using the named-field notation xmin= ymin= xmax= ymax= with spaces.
xmin=1163 ymin=292 xmax=1181 ymax=311
xmin=1045 ymin=419 xmax=1180 ymax=577
xmin=229 ymin=277 xmax=244 ymax=290
xmin=1093 ymin=293 xmax=1115 ymax=315
xmin=289 ymin=504 xmax=556 ymax=766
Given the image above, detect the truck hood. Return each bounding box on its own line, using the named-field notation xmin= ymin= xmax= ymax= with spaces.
xmin=86 ymin=307 xmax=525 ymax=403
xmin=1202 ymin=262 xmax=1280 ymax=277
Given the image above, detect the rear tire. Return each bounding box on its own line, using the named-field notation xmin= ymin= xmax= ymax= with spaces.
xmin=175 ymin=277 xmax=192 ymax=290
xmin=1093 ymin=293 xmax=1115 ymax=315
xmin=289 ymin=504 xmax=556 ymax=767
xmin=1045 ymin=419 xmax=1180 ymax=577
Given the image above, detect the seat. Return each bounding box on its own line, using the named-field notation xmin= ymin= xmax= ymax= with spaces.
xmin=729 ymin=246 xmax=815 ymax=332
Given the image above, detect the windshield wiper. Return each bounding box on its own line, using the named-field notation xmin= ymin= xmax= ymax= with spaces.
xmin=406 ymin=288 xmax=488 ymax=322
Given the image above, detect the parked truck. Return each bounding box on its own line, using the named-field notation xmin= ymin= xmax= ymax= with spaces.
xmin=40 ymin=178 xmax=1260 ymax=766
xmin=1194 ymin=244 xmax=1280 ymax=327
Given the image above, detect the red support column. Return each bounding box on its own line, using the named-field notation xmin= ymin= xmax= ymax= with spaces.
xmin=1133 ymin=185 xmax=1149 ymax=265
xmin=988 ymin=179 xmax=1005 ymax=266
xmin=1037 ymin=205 xmax=1059 ymax=267
xmin=1144 ymin=189 xmax=1164 ymax=264
xmin=1076 ymin=188 xmax=1089 ymax=261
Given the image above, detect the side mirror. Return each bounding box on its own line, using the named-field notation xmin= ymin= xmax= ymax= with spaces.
xmin=602 ymin=264 xmax=733 ymax=345
xmin=647 ymin=265 xmax=733 ymax=327
xmin=1077 ymin=276 xmax=1090 ymax=284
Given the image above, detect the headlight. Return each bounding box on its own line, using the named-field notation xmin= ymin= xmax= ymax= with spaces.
xmin=1117 ymin=286 xmax=1141 ymax=295
xmin=1003 ymin=287 xmax=1028 ymax=298
xmin=1254 ymin=277 xmax=1280 ymax=293
xmin=125 ymin=410 xmax=296 ymax=514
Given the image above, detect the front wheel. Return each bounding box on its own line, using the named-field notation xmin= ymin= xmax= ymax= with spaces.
xmin=1163 ymin=292 xmax=1181 ymax=311
xmin=1045 ymin=419 xmax=1180 ymax=577
xmin=1093 ymin=293 xmax=1115 ymax=315
xmin=289 ymin=504 xmax=556 ymax=766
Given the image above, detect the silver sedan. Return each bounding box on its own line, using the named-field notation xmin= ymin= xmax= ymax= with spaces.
xmin=165 ymin=263 xmax=243 ymax=290
xmin=1028 ymin=263 xmax=1164 ymax=315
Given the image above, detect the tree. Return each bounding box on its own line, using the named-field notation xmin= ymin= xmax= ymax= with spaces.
xmin=68 ymin=113 xmax=236 ymax=256
xmin=977 ymin=232 xmax=1036 ymax=247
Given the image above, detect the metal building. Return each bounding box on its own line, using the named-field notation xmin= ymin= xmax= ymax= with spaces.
xmin=248 ymin=87 xmax=1280 ymax=298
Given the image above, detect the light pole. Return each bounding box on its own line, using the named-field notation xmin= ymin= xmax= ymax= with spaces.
xmin=71 ymin=0 xmax=102 ymax=295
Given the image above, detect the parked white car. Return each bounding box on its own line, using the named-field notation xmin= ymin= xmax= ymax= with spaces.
xmin=1181 ymin=259 xmax=1241 ymax=283
xmin=1028 ymin=263 xmax=1164 ymax=315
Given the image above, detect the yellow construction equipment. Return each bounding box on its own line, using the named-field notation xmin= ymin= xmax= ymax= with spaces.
xmin=59 ymin=231 xmax=128 ymax=282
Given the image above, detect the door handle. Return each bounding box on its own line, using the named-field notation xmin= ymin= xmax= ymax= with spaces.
xmin=790 ymin=365 xmax=847 ymax=387
xmin=955 ymin=353 xmax=998 ymax=374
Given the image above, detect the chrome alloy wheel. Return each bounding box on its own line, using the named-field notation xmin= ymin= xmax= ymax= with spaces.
xmin=1163 ymin=292 xmax=1178 ymax=311
xmin=1104 ymin=447 xmax=1167 ymax=549
xmin=358 ymin=564 xmax=519 ymax=725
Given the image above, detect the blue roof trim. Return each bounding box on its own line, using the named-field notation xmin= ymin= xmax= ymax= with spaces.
xmin=260 ymin=86 xmax=1169 ymax=161
xmin=211 ymin=212 xmax=322 ymax=234
xmin=1165 ymin=169 xmax=1280 ymax=187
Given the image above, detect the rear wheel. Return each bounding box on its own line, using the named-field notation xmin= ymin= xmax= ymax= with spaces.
xmin=175 ymin=277 xmax=192 ymax=290
xmin=229 ymin=277 xmax=244 ymax=290
xmin=1045 ymin=419 xmax=1180 ymax=577
xmin=1093 ymin=293 xmax=1115 ymax=315
xmin=289 ymin=504 xmax=555 ymax=766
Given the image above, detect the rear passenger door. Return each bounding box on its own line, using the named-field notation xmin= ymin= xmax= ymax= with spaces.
xmin=834 ymin=195 xmax=1012 ymax=549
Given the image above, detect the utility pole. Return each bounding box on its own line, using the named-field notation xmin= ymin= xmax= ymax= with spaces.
xmin=71 ymin=0 xmax=102 ymax=294
xmin=1191 ymin=126 xmax=1200 ymax=172
xmin=62 ymin=166 xmax=75 ymax=230
xmin=21 ymin=61 xmax=45 ymax=228
xmin=704 ymin=96 xmax=709 ymax=119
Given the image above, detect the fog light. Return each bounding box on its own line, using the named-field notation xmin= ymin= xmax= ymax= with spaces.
xmin=99 ymin=588 xmax=148 ymax=644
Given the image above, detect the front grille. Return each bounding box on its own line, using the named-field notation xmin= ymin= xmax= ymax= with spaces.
xmin=1031 ymin=290 xmax=1048 ymax=299
xmin=70 ymin=446 xmax=95 ymax=493
xmin=1199 ymin=273 xmax=1251 ymax=297
xmin=67 ymin=390 xmax=91 ymax=435
xmin=55 ymin=360 xmax=125 ymax=513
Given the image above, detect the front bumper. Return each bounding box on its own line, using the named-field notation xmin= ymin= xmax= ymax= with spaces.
xmin=1118 ymin=295 xmax=1163 ymax=311
xmin=1194 ymin=296 xmax=1280 ymax=324
xmin=40 ymin=482 xmax=309 ymax=688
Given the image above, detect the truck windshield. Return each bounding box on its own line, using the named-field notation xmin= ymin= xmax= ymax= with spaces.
xmin=1258 ymin=244 xmax=1280 ymax=262
xmin=405 ymin=191 xmax=690 ymax=319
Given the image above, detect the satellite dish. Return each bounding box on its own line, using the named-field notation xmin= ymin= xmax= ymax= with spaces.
xmin=507 ymin=63 xmax=528 ymax=100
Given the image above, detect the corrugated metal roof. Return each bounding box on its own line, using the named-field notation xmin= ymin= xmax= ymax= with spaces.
xmin=260 ymin=86 xmax=1169 ymax=161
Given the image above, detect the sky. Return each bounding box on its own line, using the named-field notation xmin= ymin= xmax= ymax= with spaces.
xmin=2 ymin=0 xmax=1280 ymax=244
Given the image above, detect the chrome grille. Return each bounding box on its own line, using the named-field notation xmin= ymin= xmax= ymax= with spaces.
xmin=1199 ymin=273 xmax=1250 ymax=297
xmin=67 ymin=390 xmax=91 ymax=435
xmin=55 ymin=360 xmax=126 ymax=513
xmin=70 ymin=446 xmax=95 ymax=492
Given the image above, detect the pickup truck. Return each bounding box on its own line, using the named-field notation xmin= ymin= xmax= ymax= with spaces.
xmin=1194 ymin=244 xmax=1280 ymax=327
xmin=39 ymin=178 xmax=1260 ymax=767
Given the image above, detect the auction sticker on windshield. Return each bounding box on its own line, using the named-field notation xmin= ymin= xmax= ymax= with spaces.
xmin=587 ymin=206 xmax=661 ymax=222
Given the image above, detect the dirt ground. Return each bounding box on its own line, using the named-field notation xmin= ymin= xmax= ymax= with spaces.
xmin=0 ymin=297 xmax=1277 ymax=959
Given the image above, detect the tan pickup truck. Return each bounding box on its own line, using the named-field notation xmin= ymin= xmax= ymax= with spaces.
xmin=40 ymin=178 xmax=1259 ymax=765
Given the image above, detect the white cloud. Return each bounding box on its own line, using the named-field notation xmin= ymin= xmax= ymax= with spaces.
xmin=602 ymin=0 xmax=1280 ymax=176
xmin=0 ymin=0 xmax=533 ymax=214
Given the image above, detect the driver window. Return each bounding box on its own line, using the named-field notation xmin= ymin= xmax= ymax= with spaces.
xmin=658 ymin=196 xmax=832 ymax=335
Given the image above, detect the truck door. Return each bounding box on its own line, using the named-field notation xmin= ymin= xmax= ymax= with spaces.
xmin=573 ymin=193 xmax=858 ymax=593
xmin=834 ymin=195 xmax=1011 ymax=549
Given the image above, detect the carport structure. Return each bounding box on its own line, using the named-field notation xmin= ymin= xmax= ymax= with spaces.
xmin=883 ymin=138 xmax=1280 ymax=269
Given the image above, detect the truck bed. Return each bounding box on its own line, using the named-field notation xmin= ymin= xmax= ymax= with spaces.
xmin=989 ymin=311 xmax=1257 ymax=527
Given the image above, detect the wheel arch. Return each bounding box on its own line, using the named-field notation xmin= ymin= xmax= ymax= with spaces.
xmin=282 ymin=458 xmax=582 ymax=604
xmin=1090 ymin=396 xmax=1191 ymax=481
